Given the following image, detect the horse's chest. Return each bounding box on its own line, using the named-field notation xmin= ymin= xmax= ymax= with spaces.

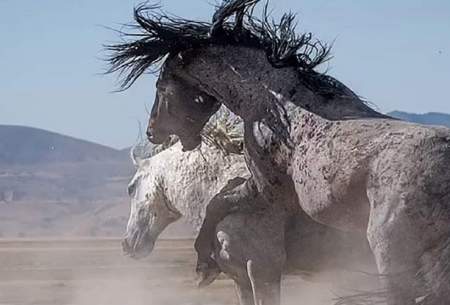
xmin=243 ymin=121 xmax=295 ymax=202
xmin=244 ymin=121 xmax=290 ymax=178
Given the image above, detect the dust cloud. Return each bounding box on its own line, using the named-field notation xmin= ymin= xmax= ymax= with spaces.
xmin=0 ymin=239 xmax=379 ymax=305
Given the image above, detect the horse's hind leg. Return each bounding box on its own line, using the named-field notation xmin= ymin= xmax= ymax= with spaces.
xmin=367 ymin=222 xmax=418 ymax=304
xmin=419 ymin=239 xmax=450 ymax=305
xmin=367 ymin=189 xmax=424 ymax=305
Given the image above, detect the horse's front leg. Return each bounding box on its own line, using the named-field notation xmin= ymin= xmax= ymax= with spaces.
xmin=234 ymin=279 xmax=256 ymax=305
xmin=211 ymin=204 xmax=286 ymax=305
xmin=366 ymin=186 xmax=423 ymax=305
xmin=194 ymin=177 xmax=260 ymax=285
xmin=247 ymin=260 xmax=281 ymax=305
xmin=231 ymin=261 xmax=281 ymax=305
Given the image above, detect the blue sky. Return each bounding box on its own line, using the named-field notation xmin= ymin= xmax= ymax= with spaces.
xmin=1 ymin=0 xmax=449 ymax=148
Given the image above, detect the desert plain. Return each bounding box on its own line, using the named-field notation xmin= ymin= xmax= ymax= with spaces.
xmin=0 ymin=238 xmax=367 ymax=305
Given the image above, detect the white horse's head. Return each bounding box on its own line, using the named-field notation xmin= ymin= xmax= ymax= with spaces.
xmin=122 ymin=160 xmax=181 ymax=259
xmin=123 ymin=106 xmax=244 ymax=259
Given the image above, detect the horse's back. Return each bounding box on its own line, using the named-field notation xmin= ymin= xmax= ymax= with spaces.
xmin=290 ymin=116 xmax=450 ymax=231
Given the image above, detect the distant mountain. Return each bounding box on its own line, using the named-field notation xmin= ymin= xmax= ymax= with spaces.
xmin=388 ymin=111 xmax=450 ymax=128
xmin=0 ymin=125 xmax=193 ymax=238
xmin=0 ymin=125 xmax=133 ymax=200
xmin=0 ymin=125 xmax=125 ymax=165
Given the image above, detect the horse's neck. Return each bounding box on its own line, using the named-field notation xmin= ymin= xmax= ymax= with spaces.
xmin=185 ymin=45 xmax=384 ymax=122
xmin=165 ymin=144 xmax=247 ymax=232
xmin=163 ymin=146 xmax=206 ymax=228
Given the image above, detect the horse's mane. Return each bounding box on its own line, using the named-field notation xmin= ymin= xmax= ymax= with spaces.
xmin=106 ymin=0 xmax=350 ymax=98
xmin=201 ymin=105 xmax=244 ymax=154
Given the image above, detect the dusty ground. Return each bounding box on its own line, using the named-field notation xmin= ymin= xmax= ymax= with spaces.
xmin=0 ymin=239 xmax=373 ymax=305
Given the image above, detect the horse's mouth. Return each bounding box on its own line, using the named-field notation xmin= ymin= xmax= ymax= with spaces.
xmin=122 ymin=229 xmax=154 ymax=259
xmin=147 ymin=134 xmax=167 ymax=145
xmin=146 ymin=126 xmax=169 ymax=145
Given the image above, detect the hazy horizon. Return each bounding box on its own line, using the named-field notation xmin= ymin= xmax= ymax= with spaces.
xmin=1 ymin=0 xmax=449 ymax=149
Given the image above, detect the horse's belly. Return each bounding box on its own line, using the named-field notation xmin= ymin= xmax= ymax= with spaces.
xmin=292 ymin=170 xmax=370 ymax=232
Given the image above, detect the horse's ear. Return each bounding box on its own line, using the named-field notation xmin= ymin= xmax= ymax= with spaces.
xmin=210 ymin=0 xmax=259 ymax=36
xmin=130 ymin=145 xmax=144 ymax=168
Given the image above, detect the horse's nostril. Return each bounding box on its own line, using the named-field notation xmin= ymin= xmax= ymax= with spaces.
xmin=146 ymin=129 xmax=152 ymax=139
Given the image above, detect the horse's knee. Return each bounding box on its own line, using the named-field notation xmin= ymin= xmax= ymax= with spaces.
xmin=216 ymin=230 xmax=231 ymax=260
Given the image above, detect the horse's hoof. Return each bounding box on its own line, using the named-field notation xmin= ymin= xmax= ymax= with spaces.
xmin=196 ymin=260 xmax=221 ymax=288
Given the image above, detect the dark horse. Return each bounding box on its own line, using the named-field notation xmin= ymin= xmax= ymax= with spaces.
xmin=107 ymin=1 xmax=450 ymax=304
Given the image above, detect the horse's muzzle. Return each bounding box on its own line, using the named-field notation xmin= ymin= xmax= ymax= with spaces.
xmin=146 ymin=128 xmax=155 ymax=142
xmin=146 ymin=127 xmax=168 ymax=145
xmin=121 ymin=233 xmax=155 ymax=260
xmin=122 ymin=238 xmax=132 ymax=255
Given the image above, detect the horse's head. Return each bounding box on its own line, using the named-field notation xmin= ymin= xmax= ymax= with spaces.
xmin=123 ymin=166 xmax=181 ymax=259
xmin=107 ymin=1 xmax=335 ymax=149
xmin=147 ymin=60 xmax=221 ymax=151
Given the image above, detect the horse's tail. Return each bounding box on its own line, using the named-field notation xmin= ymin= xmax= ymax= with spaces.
xmin=416 ymin=238 xmax=450 ymax=305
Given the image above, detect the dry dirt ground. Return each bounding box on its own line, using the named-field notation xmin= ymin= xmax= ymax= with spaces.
xmin=0 ymin=239 xmax=373 ymax=305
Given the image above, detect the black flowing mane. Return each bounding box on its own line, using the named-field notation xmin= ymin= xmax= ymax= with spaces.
xmin=106 ymin=0 xmax=350 ymax=97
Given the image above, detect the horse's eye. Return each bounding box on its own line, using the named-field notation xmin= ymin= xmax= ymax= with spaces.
xmin=127 ymin=181 xmax=137 ymax=196
xmin=195 ymin=96 xmax=205 ymax=104
xmin=186 ymin=116 xmax=196 ymax=123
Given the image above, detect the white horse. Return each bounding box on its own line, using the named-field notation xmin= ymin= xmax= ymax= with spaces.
xmin=123 ymin=107 xmax=248 ymax=258
xmin=123 ymin=140 xmax=249 ymax=257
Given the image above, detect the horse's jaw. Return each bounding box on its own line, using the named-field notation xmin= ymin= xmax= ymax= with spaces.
xmin=180 ymin=134 xmax=202 ymax=151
